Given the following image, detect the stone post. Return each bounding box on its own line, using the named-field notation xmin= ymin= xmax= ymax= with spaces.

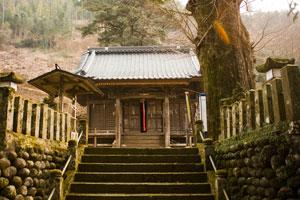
xmin=67 ymin=140 xmax=77 ymax=170
xmin=0 ymin=87 xmax=15 ymax=146
xmin=263 ymin=83 xmax=274 ymax=124
xmin=255 ymin=89 xmax=264 ymax=128
xmin=203 ymin=138 xmax=214 ymax=171
xmin=246 ymin=90 xmax=256 ymax=130
xmin=281 ymin=65 xmax=300 ymax=122
xmin=50 ymin=170 xmax=63 ymax=200
xmin=270 ymin=78 xmax=286 ymax=124
xmin=238 ymin=99 xmax=246 ymax=133
xmin=215 ymin=170 xmax=228 ymax=200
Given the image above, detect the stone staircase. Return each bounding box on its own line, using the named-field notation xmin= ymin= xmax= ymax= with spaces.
xmin=65 ymin=148 xmax=215 ymax=200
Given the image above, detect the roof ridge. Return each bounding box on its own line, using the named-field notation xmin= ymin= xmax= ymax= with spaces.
xmin=87 ymin=46 xmax=193 ymax=54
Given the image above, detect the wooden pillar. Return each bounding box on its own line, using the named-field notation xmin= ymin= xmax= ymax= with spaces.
xmin=49 ymin=109 xmax=54 ymax=140
xmin=32 ymin=104 xmax=41 ymax=138
xmin=13 ymin=96 xmax=24 ymax=134
xmin=23 ymin=100 xmax=32 ymax=135
xmin=115 ymin=98 xmax=122 ymax=148
xmin=281 ymin=65 xmax=300 ymax=121
xmin=164 ymin=95 xmax=171 ymax=148
xmin=40 ymin=104 xmax=48 ymax=139
xmin=270 ymin=78 xmax=286 ymax=124
xmin=263 ymin=83 xmax=274 ymax=124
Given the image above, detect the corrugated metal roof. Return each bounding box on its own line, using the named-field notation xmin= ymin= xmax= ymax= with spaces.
xmin=74 ymin=46 xmax=201 ymax=80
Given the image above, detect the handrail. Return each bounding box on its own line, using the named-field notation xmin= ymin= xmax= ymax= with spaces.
xmin=48 ymin=130 xmax=84 ymax=200
xmin=199 ymin=130 xmax=230 ymax=200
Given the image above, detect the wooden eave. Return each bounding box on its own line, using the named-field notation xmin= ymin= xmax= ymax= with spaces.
xmin=95 ymin=77 xmax=200 ymax=87
xmin=28 ymin=69 xmax=103 ymax=99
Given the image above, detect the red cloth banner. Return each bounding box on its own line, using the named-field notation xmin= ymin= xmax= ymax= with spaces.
xmin=140 ymin=100 xmax=147 ymax=132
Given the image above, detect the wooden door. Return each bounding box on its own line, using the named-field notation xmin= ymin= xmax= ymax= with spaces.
xmin=147 ymin=100 xmax=163 ymax=133
xmin=123 ymin=100 xmax=140 ymax=133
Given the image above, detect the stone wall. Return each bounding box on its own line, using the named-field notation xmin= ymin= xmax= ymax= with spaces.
xmin=0 ymin=132 xmax=67 ymax=200
xmin=215 ymin=125 xmax=300 ymax=200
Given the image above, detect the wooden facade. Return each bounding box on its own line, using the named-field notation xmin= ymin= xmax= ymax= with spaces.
xmin=84 ymin=85 xmax=199 ymax=148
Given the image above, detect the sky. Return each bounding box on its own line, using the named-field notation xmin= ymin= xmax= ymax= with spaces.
xmin=179 ymin=0 xmax=299 ymax=12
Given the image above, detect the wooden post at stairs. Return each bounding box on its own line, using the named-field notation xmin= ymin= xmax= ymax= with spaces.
xmin=115 ymin=98 xmax=122 ymax=147
xmin=164 ymin=95 xmax=171 ymax=148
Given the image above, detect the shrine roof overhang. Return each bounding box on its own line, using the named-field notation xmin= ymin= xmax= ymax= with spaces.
xmin=28 ymin=68 xmax=103 ymax=99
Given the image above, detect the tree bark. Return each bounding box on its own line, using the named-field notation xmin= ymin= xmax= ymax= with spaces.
xmin=187 ymin=0 xmax=254 ymax=140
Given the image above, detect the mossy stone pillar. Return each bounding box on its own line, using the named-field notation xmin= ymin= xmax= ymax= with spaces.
xmin=281 ymin=65 xmax=300 ymax=122
xmin=68 ymin=140 xmax=77 ymax=170
xmin=50 ymin=170 xmax=63 ymax=200
xmin=270 ymin=78 xmax=286 ymax=124
xmin=0 ymin=72 xmax=23 ymax=147
xmin=215 ymin=170 xmax=228 ymax=200
xmin=246 ymin=90 xmax=256 ymax=130
xmin=263 ymin=83 xmax=274 ymax=124
xmin=0 ymin=87 xmax=15 ymax=147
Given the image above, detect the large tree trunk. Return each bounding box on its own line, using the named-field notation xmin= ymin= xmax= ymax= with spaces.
xmin=187 ymin=0 xmax=254 ymax=140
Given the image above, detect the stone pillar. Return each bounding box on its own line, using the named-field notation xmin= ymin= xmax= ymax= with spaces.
xmin=270 ymin=78 xmax=286 ymax=124
xmin=255 ymin=89 xmax=264 ymax=128
xmin=281 ymin=65 xmax=300 ymax=122
xmin=68 ymin=140 xmax=77 ymax=170
xmin=49 ymin=109 xmax=55 ymax=140
xmin=246 ymin=90 xmax=256 ymax=130
xmin=164 ymin=95 xmax=171 ymax=147
xmin=24 ymin=100 xmax=32 ymax=135
xmin=13 ymin=96 xmax=24 ymax=134
xmin=66 ymin=113 xmax=71 ymax=142
xmin=0 ymin=87 xmax=15 ymax=146
xmin=238 ymin=99 xmax=246 ymax=134
xmin=203 ymin=138 xmax=214 ymax=171
xmin=32 ymin=104 xmax=41 ymax=138
xmin=55 ymin=112 xmax=60 ymax=141
xmin=61 ymin=113 xmax=66 ymax=142
xmin=40 ymin=104 xmax=49 ymax=139
xmin=226 ymin=106 xmax=232 ymax=138
xmin=50 ymin=170 xmax=63 ymax=200
xmin=231 ymin=103 xmax=237 ymax=137
xmin=215 ymin=170 xmax=228 ymax=200
xmin=115 ymin=98 xmax=122 ymax=148
xmin=263 ymin=83 xmax=274 ymax=124
xmin=220 ymin=103 xmax=225 ymax=140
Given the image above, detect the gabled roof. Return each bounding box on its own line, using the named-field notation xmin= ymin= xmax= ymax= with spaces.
xmin=74 ymin=46 xmax=201 ymax=80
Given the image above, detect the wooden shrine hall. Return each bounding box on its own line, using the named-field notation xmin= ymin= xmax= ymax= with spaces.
xmin=29 ymin=46 xmax=202 ymax=148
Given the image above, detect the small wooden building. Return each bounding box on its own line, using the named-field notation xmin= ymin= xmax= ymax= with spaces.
xmin=30 ymin=46 xmax=202 ymax=148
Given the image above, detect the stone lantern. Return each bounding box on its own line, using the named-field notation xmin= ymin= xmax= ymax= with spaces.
xmin=0 ymin=72 xmax=24 ymax=91
xmin=256 ymin=57 xmax=295 ymax=81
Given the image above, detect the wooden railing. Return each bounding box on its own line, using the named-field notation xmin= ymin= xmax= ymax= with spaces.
xmin=219 ymin=65 xmax=300 ymax=140
xmin=1 ymin=90 xmax=76 ymax=143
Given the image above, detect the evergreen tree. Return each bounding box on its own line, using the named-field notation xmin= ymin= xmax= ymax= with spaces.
xmin=81 ymin=0 xmax=169 ymax=46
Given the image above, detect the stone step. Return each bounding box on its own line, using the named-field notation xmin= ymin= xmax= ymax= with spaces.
xmin=84 ymin=147 xmax=199 ymax=155
xmin=81 ymin=154 xmax=201 ymax=163
xmin=73 ymin=172 xmax=208 ymax=183
xmin=69 ymin=182 xmax=211 ymax=194
xmin=65 ymin=193 xmax=215 ymax=200
xmin=77 ymin=163 xmax=204 ymax=172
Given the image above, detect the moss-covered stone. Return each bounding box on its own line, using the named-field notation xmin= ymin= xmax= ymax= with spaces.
xmin=12 ymin=176 xmax=23 ymax=187
xmin=0 ymin=158 xmax=10 ymax=170
xmin=0 ymin=178 xmax=9 ymax=189
xmin=256 ymin=57 xmax=295 ymax=73
xmin=1 ymin=185 xmax=17 ymax=199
